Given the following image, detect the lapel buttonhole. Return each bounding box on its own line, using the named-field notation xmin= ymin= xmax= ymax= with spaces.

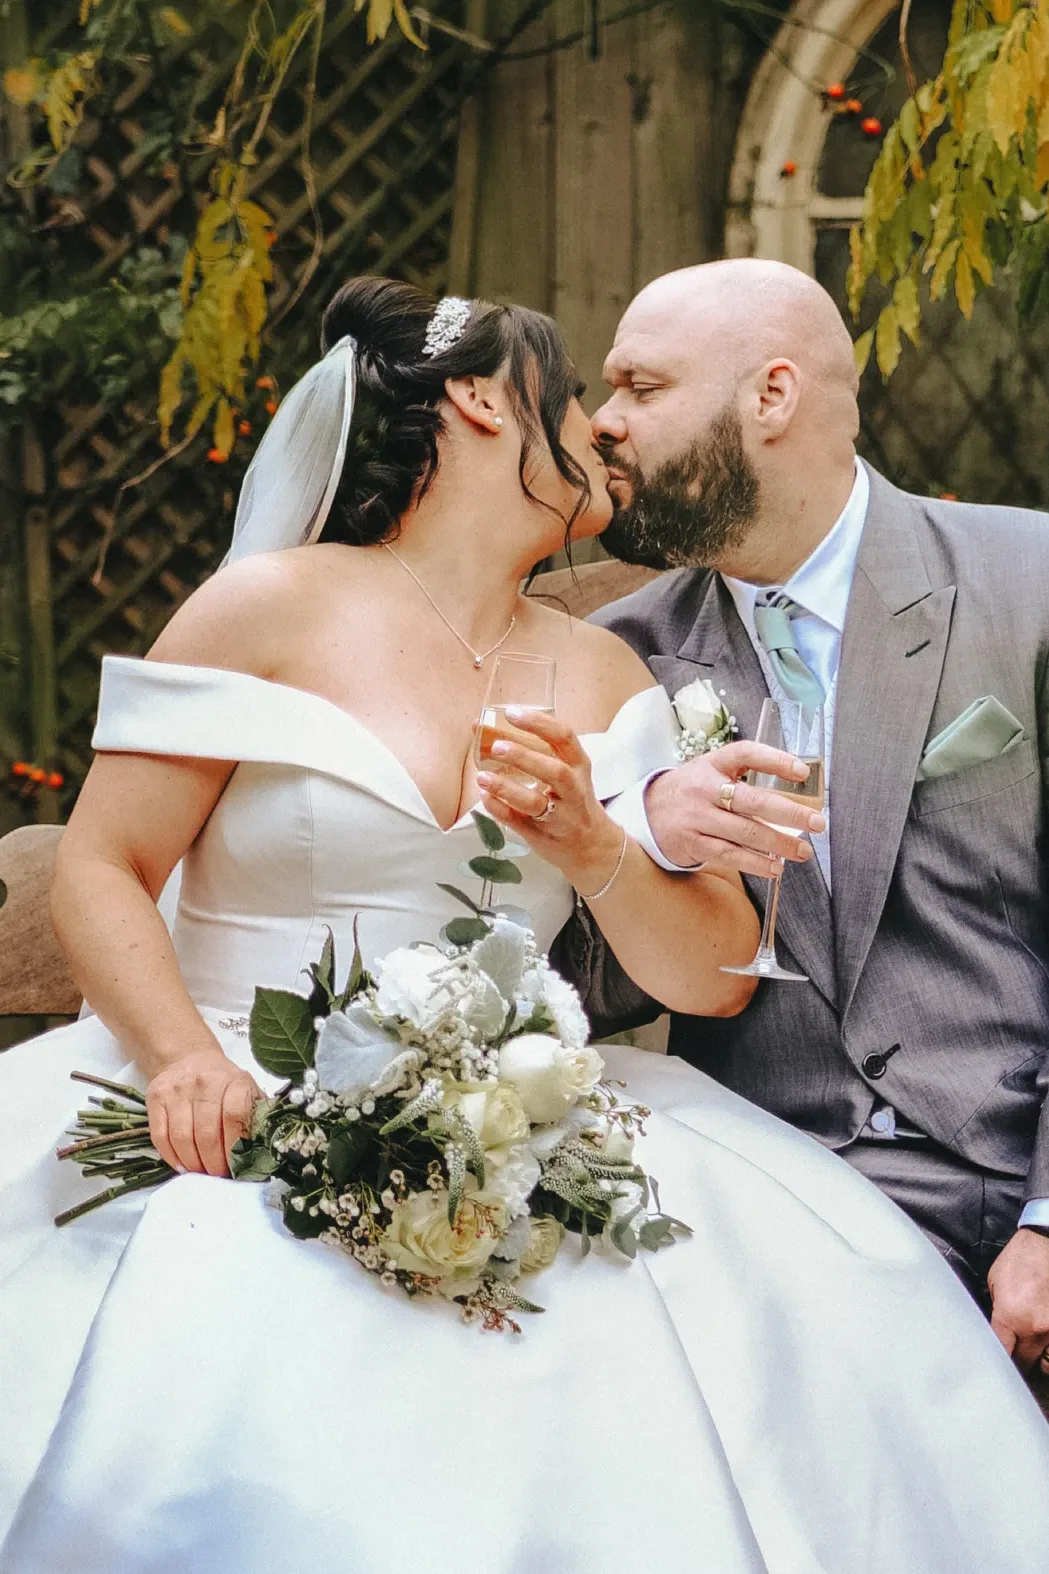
xmin=905 ymin=639 xmax=931 ymax=658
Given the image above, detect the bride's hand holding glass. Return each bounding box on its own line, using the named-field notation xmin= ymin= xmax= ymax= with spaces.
xmin=476 ymin=707 xmax=625 ymax=895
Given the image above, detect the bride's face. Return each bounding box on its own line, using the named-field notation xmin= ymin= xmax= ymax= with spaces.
xmin=523 ymin=395 xmax=614 ymax=552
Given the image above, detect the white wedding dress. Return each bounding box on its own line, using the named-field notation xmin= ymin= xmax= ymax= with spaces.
xmin=2 ymin=656 xmax=1047 ymax=1574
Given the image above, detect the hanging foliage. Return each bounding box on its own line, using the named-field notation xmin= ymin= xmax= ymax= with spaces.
xmin=2 ymin=0 xmax=423 ymax=453
xmin=848 ymin=0 xmax=1049 ymax=378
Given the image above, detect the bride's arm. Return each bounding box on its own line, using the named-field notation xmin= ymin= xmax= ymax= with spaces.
xmin=51 ymin=748 xmax=261 ymax=1175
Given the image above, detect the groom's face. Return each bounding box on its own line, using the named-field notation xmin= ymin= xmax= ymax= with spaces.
xmin=591 ymin=331 xmax=761 ymax=570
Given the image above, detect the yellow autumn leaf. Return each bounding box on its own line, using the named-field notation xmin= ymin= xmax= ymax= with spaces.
xmin=875 ymin=304 xmax=902 ymax=379
xmin=1037 ymin=140 xmax=1049 ymax=190
xmin=43 ymin=51 xmax=97 ymax=152
xmin=365 ymin=0 xmax=395 ymax=44
xmin=853 ymin=328 xmax=874 ymax=377
xmin=955 ymin=250 xmax=976 ymax=318
xmin=393 ymin=0 xmax=427 ymax=49
xmin=78 ymin=0 xmax=105 ymax=21
xmin=930 ymin=237 xmax=961 ymax=302
xmin=3 ymin=61 xmax=40 ymax=107
xmin=213 ymin=397 xmax=235 ymax=460
xmin=960 ymin=207 xmax=993 ymax=285
xmin=988 ymin=0 xmax=1016 ymax=23
xmin=893 ymin=275 xmax=921 ymax=344
xmin=158 ymin=8 xmax=193 ymax=38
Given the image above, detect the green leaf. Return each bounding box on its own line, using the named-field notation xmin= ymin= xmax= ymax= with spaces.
xmin=444 ymin=916 xmax=491 ymax=946
xmin=331 ymin=915 xmax=368 ymax=1011
xmin=471 ymin=810 xmax=505 ymax=852
xmin=307 ymin=928 xmax=336 ymax=1012
xmin=436 ymin=883 xmax=483 ymax=915
xmin=228 ymin=1139 xmax=279 ymax=1181
xmin=468 ymin=856 xmax=523 ymax=885
xmin=249 ymin=988 xmax=316 ymax=1080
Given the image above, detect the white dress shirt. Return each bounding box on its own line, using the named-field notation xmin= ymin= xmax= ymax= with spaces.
xmin=606 ymin=459 xmax=1049 ymax=1229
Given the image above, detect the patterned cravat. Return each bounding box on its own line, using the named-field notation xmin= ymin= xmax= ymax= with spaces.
xmin=752 ymin=593 xmax=825 ymax=715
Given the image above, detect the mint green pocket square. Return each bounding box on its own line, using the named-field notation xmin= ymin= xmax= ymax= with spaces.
xmin=916 ymin=697 xmax=1025 ymax=783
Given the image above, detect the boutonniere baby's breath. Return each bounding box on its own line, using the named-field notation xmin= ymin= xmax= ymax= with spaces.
xmin=672 ymin=678 xmax=737 ymax=761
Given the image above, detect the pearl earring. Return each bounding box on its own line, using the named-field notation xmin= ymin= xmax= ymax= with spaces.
xmin=493 ymin=416 xmax=504 ymax=427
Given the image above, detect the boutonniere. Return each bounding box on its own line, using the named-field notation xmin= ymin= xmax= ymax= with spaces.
xmin=671 ymin=678 xmax=737 ymax=761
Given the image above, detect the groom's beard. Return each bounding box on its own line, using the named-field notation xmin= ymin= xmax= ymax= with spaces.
xmin=599 ymin=409 xmax=760 ymax=570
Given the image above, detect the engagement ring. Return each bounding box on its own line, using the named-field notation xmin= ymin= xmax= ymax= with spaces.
xmin=535 ymin=795 xmax=556 ymax=823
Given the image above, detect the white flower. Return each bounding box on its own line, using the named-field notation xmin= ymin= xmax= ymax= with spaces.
xmin=380 ymin=1185 xmax=505 ymax=1285
xmin=672 ymin=677 xmax=724 ymax=739
xmin=535 ymin=965 xmax=589 ymax=1051
xmin=599 ymin=1122 xmax=636 ymax=1163
xmin=374 ymin=945 xmax=462 ymax=1032
xmin=498 ymin=1033 xmax=605 ymax=1124
xmin=520 ymin=1215 xmax=564 ymax=1274
xmin=485 ymin=1141 xmax=541 ymax=1217
xmin=314 ymin=1003 xmax=400 ymax=1097
xmin=450 ymin=1084 xmax=530 ymax=1150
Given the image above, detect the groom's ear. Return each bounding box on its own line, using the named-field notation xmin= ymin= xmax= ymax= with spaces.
xmin=750 ymin=359 xmax=802 ymax=441
xmin=444 ymin=375 xmax=505 ymax=436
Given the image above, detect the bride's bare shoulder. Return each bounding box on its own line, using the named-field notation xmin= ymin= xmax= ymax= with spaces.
xmin=146 ymin=546 xmax=350 ymax=676
xmin=528 ymin=600 xmax=657 ymax=720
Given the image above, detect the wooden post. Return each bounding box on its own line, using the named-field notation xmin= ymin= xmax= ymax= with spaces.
xmin=22 ymin=430 xmax=59 ymax=826
xmin=447 ymin=1 xmax=488 ymax=296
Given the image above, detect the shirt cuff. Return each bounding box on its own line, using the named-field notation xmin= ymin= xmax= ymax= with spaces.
xmin=604 ymin=772 xmax=701 ymax=874
xmin=1019 ymin=1199 xmax=1049 ymax=1231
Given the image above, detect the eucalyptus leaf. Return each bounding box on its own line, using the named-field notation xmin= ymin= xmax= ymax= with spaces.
xmin=444 ymin=916 xmax=490 ymax=946
xmin=611 ymin=1219 xmax=638 ymax=1259
xmin=249 ymin=988 xmax=317 ymax=1081
xmin=436 ymin=882 xmax=483 ymax=915
xmin=468 ymin=856 xmax=523 ymax=885
xmin=471 ymin=810 xmax=505 ymax=852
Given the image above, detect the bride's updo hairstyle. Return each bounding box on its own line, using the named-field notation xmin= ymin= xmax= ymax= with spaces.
xmin=319 ymin=275 xmax=591 ymax=547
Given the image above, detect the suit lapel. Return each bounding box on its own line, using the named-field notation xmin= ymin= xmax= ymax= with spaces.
xmin=831 ymin=467 xmax=955 ymax=1014
xmin=653 ymin=576 xmax=838 ymax=1008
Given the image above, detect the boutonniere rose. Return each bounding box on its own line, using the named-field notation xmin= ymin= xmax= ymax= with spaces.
xmin=672 ymin=679 xmax=737 ymax=761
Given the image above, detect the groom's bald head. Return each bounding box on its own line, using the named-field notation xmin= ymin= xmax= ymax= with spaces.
xmin=593 ymin=260 xmax=861 ymax=578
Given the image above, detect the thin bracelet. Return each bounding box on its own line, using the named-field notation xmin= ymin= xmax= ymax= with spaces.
xmin=577 ymin=826 xmax=629 ymax=904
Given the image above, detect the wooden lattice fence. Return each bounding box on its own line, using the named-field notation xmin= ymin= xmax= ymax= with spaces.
xmin=1 ymin=0 xmax=491 ymax=824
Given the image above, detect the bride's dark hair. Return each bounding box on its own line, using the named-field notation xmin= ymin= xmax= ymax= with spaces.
xmin=319 ymin=276 xmax=591 ymax=547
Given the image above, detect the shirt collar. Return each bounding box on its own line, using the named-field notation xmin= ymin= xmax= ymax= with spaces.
xmin=722 ymin=457 xmax=869 ymax=637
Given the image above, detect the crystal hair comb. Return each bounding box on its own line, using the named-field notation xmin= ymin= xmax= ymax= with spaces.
xmin=422 ymin=296 xmax=472 ymax=358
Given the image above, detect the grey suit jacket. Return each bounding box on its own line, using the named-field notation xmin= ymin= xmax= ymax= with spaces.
xmin=553 ymin=464 xmax=1049 ymax=1201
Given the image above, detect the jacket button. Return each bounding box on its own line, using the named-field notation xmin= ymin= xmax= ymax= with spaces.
xmin=862 ymin=1044 xmax=901 ymax=1080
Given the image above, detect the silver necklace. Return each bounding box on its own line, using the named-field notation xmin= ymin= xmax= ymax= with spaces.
xmin=382 ymin=542 xmax=517 ymax=669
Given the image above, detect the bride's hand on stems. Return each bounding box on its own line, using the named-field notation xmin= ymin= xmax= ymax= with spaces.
xmin=643 ymin=742 xmax=826 ymax=877
xmin=476 ymin=709 xmax=625 ymax=896
xmin=145 ymin=1046 xmax=261 ymax=1179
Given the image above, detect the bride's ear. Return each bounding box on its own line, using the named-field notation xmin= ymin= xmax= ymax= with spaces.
xmin=443 ymin=375 xmax=505 ymax=436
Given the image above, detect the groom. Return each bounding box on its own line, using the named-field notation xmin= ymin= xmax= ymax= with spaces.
xmin=556 ymin=259 xmax=1049 ymax=1371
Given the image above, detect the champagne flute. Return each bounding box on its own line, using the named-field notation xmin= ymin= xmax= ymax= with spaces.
xmin=474 ymin=654 xmax=557 ymax=779
xmin=720 ymin=697 xmax=825 ymax=982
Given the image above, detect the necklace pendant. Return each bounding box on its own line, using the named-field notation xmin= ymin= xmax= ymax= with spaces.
xmin=473 ymin=655 xmax=483 ymax=669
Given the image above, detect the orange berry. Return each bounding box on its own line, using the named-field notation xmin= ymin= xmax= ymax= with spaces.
xmin=11 ymin=761 xmax=30 ymax=777
xmin=845 ymin=98 xmax=863 ymax=114
xmin=939 ymin=491 xmax=958 ymax=501
xmin=780 ymin=161 xmax=797 ymax=178
xmin=29 ymin=767 xmax=46 ymax=783
xmin=264 ymin=229 xmax=277 ymax=248
xmin=861 ymin=116 xmax=883 ymax=136
xmin=265 ymin=398 xmax=278 ymax=416
xmin=238 ymin=420 xmax=252 ymax=436
xmin=826 ymin=83 xmax=846 ymax=101
xmin=207 ymin=447 xmax=228 ymax=463
xmin=256 ymin=375 xmax=276 ymax=390
xmin=47 ymin=771 xmax=64 ymax=789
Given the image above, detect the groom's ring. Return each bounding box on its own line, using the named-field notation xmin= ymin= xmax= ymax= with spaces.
xmin=716 ymin=780 xmax=738 ymax=812
xmin=1040 ymin=1347 xmax=1049 ymax=1372
xmin=534 ymin=794 xmax=556 ymax=823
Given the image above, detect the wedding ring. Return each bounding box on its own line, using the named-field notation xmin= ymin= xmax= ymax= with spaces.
xmin=535 ymin=794 xmax=556 ymax=823
xmin=1040 ymin=1346 xmax=1049 ymax=1372
xmin=716 ymin=780 xmax=737 ymax=812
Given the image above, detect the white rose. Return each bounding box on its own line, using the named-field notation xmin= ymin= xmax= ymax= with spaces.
xmin=672 ymin=677 xmax=723 ymax=739
xmin=498 ymin=1033 xmax=605 ymax=1124
xmin=381 ymin=1186 xmax=505 ymax=1285
xmin=520 ymin=1215 xmax=564 ymax=1274
xmin=314 ymin=1003 xmax=400 ymax=1097
xmin=450 ymin=1084 xmax=530 ymax=1150
xmin=374 ymin=946 xmax=458 ymax=1032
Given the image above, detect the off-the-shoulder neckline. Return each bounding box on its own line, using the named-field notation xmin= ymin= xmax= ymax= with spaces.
xmin=100 ymin=656 xmax=669 ymax=836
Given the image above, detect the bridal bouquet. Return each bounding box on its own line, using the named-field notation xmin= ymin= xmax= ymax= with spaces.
xmin=57 ymin=814 xmax=689 ymax=1331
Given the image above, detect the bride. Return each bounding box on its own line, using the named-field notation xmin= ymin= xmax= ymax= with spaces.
xmin=1 ymin=278 xmax=1047 ymax=1574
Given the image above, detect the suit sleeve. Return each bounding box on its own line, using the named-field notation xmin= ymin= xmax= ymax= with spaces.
xmin=1026 ymin=650 xmax=1049 ymax=1204
xmin=548 ymin=903 xmax=664 ymax=1040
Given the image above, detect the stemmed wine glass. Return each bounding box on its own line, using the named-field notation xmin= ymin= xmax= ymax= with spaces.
xmin=720 ymin=697 xmax=825 ymax=982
